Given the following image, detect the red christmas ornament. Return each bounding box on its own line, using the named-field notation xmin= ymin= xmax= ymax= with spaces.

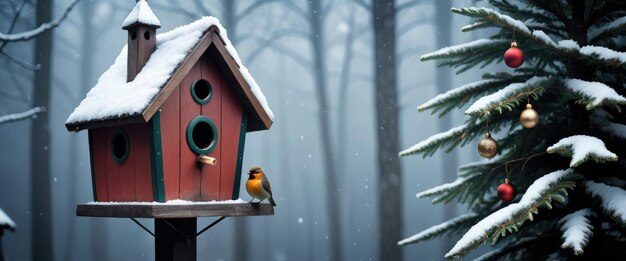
xmin=497 ymin=178 xmax=517 ymax=202
xmin=504 ymin=41 xmax=524 ymax=68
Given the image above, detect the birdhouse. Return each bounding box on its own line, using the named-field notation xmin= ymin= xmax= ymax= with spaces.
xmin=65 ymin=1 xmax=273 ymax=203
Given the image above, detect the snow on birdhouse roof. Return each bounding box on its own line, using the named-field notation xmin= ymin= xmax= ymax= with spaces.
xmin=66 ymin=16 xmax=274 ymax=125
xmin=0 ymin=208 xmax=16 ymax=230
xmin=122 ymin=0 xmax=161 ymax=29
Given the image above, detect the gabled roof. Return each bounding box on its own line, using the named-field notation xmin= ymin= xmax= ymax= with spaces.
xmin=0 ymin=207 xmax=16 ymax=231
xmin=122 ymin=0 xmax=161 ymax=29
xmin=66 ymin=17 xmax=274 ymax=132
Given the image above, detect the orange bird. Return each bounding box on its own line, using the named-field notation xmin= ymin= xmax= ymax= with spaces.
xmin=245 ymin=167 xmax=277 ymax=206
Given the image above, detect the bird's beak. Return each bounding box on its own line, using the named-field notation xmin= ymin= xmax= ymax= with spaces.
xmin=246 ymin=172 xmax=251 ymax=175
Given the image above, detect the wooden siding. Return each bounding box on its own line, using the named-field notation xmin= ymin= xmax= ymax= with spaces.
xmin=159 ymin=50 xmax=246 ymax=201
xmin=90 ymin=124 xmax=153 ymax=202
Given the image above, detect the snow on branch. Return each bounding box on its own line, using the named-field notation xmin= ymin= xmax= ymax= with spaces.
xmin=464 ymin=76 xmax=549 ymax=116
xmin=563 ymin=78 xmax=626 ymax=110
xmin=559 ymin=208 xmax=595 ymax=255
xmin=418 ymin=79 xmax=501 ymax=112
xmin=399 ymin=124 xmax=468 ymax=157
xmin=589 ymin=16 xmax=626 ymax=41
xmin=0 ymin=208 xmax=16 ymax=230
xmin=420 ymin=39 xmax=507 ymax=61
xmin=0 ymin=107 xmax=44 ymax=125
xmin=398 ymin=213 xmax=477 ymax=246
xmin=579 ymin=46 xmax=626 ymax=67
xmin=585 ymin=181 xmax=626 ymax=226
xmin=445 ymin=169 xmax=578 ymax=259
xmin=0 ymin=0 xmax=81 ymax=42
xmin=416 ymin=174 xmax=475 ymax=199
xmin=547 ymin=135 xmax=618 ymax=168
xmin=451 ymin=7 xmax=626 ymax=69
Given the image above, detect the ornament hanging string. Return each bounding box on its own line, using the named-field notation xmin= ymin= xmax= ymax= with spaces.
xmin=498 ymin=151 xmax=547 ymax=178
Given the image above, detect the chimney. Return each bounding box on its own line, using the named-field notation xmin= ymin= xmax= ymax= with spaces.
xmin=122 ymin=0 xmax=161 ymax=82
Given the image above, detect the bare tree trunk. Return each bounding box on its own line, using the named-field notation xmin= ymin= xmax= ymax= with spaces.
xmin=308 ymin=1 xmax=342 ymax=260
xmin=372 ymin=1 xmax=402 ymax=260
xmin=31 ymin=0 xmax=53 ymax=260
xmin=435 ymin=0 xmax=458 ymax=254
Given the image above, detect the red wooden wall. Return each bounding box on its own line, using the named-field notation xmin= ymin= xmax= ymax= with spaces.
xmin=160 ymin=51 xmax=244 ymax=201
xmin=89 ymin=124 xmax=153 ymax=202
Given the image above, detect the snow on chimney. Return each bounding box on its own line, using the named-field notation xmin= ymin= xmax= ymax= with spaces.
xmin=122 ymin=0 xmax=161 ymax=82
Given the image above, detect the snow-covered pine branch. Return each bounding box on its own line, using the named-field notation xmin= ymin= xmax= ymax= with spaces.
xmin=416 ymin=174 xmax=475 ymax=199
xmin=559 ymin=208 xmax=595 ymax=255
xmin=464 ymin=76 xmax=549 ymax=116
xmin=0 ymin=107 xmax=44 ymax=125
xmin=546 ymin=135 xmax=618 ymax=168
xmin=399 ymin=124 xmax=468 ymax=157
xmin=445 ymin=169 xmax=578 ymax=259
xmin=417 ymin=77 xmax=516 ymax=115
xmin=420 ymin=39 xmax=506 ymax=61
xmin=579 ymin=46 xmax=626 ymax=68
xmin=0 ymin=0 xmax=81 ymax=42
xmin=563 ymin=78 xmax=626 ymax=110
xmin=588 ymin=16 xmax=626 ymax=42
xmin=585 ymin=181 xmax=626 ymax=226
xmin=451 ymin=7 xmax=626 ymax=70
xmin=398 ymin=213 xmax=478 ymax=246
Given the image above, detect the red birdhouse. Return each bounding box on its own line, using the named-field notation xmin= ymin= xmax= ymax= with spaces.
xmin=65 ymin=1 xmax=273 ymax=203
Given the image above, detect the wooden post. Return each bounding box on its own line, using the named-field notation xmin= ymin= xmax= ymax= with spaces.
xmin=155 ymin=218 xmax=197 ymax=261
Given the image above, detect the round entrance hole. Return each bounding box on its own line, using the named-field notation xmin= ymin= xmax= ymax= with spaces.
xmin=190 ymin=79 xmax=212 ymax=105
xmin=186 ymin=116 xmax=218 ymax=155
xmin=144 ymin=31 xmax=151 ymax=40
xmin=111 ymin=129 xmax=129 ymax=164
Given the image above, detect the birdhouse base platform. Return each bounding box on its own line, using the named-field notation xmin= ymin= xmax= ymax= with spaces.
xmin=76 ymin=202 xmax=274 ymax=218
xmin=76 ymin=202 xmax=273 ymax=261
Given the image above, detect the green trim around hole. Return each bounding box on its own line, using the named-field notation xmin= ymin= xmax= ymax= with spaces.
xmin=149 ymin=112 xmax=166 ymax=202
xmin=110 ymin=128 xmax=129 ymax=164
xmin=186 ymin=116 xmax=218 ymax=155
xmin=190 ymin=79 xmax=213 ymax=105
xmin=232 ymin=112 xmax=248 ymax=200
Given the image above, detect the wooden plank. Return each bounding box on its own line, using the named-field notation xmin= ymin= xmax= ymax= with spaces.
xmin=160 ymin=81 xmax=181 ymax=200
xmin=232 ymin=113 xmax=247 ymax=200
xmin=219 ymin=67 xmax=244 ymax=200
xmin=149 ymin=112 xmax=166 ymax=202
xmin=179 ymin=62 xmax=203 ymax=200
xmin=127 ymin=29 xmax=138 ymax=82
xmin=90 ymin=129 xmax=109 ymax=201
xmin=134 ymin=124 xmax=153 ymax=201
xmin=155 ymin=218 xmax=196 ymax=261
xmin=76 ymin=203 xmax=274 ymax=218
xmin=201 ymin=53 xmax=222 ymax=201
xmin=207 ymin=33 xmax=273 ymax=132
xmin=141 ymin=30 xmax=215 ymax=121
xmin=119 ymin=125 xmax=136 ymax=201
xmin=105 ymin=127 xmax=122 ymax=201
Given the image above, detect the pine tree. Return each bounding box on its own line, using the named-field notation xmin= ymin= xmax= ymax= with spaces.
xmin=399 ymin=1 xmax=626 ymax=259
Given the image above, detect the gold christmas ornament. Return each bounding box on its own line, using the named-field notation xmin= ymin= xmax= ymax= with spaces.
xmin=478 ymin=132 xmax=498 ymax=158
xmin=520 ymin=103 xmax=539 ymax=128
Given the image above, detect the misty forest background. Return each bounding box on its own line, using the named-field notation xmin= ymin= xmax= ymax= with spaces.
xmin=0 ymin=0 xmax=501 ymax=260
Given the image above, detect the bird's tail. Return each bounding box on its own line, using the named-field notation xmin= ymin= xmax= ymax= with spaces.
xmin=269 ymin=195 xmax=277 ymax=207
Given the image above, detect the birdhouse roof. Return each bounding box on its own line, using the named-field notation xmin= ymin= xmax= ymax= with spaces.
xmin=65 ymin=17 xmax=274 ymax=132
xmin=122 ymin=0 xmax=161 ymax=29
xmin=0 ymin=208 xmax=16 ymax=231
